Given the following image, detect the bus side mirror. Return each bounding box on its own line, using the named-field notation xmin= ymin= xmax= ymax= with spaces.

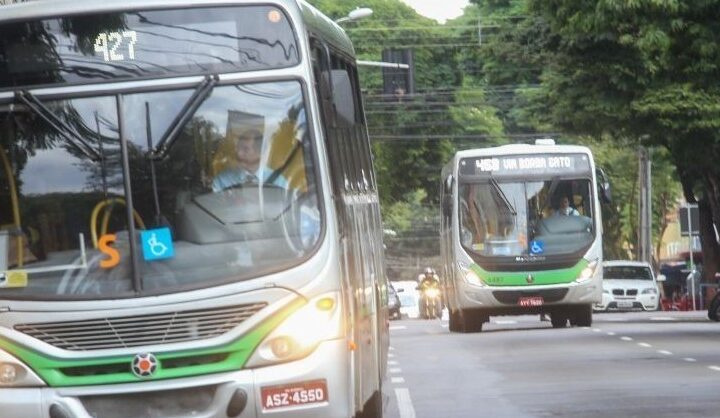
xmin=596 ymin=168 xmax=612 ymax=204
xmin=656 ymin=274 xmax=666 ymax=282
xmin=442 ymin=175 xmax=454 ymax=212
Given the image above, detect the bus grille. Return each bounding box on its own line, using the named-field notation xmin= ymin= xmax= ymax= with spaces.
xmin=14 ymin=302 xmax=267 ymax=351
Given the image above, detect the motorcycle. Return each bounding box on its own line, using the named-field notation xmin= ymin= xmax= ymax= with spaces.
xmin=420 ymin=285 xmax=442 ymax=319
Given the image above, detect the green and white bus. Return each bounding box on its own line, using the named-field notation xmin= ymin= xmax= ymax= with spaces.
xmin=0 ymin=1 xmax=388 ymax=417
xmin=440 ymin=140 xmax=609 ymax=332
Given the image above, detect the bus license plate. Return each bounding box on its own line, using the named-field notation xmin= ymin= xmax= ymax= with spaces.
xmin=261 ymin=380 xmax=328 ymax=410
xmin=518 ymin=296 xmax=544 ymax=307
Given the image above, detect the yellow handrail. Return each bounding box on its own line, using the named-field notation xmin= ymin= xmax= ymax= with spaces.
xmin=0 ymin=144 xmax=22 ymax=267
xmin=90 ymin=198 xmax=146 ymax=248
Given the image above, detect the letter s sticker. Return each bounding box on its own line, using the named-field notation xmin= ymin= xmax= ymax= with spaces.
xmin=99 ymin=234 xmax=120 ymax=268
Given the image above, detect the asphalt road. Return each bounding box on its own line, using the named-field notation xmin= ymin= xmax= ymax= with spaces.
xmin=382 ymin=310 xmax=719 ymax=418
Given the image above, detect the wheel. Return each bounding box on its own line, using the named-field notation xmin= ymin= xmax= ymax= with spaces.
xmin=550 ymin=312 xmax=567 ymax=328
xmin=360 ymin=387 xmax=383 ymax=418
xmin=570 ymin=304 xmax=593 ymax=327
xmin=459 ymin=309 xmax=483 ymax=333
xmin=449 ymin=309 xmax=462 ymax=332
xmin=707 ymin=294 xmax=720 ymax=321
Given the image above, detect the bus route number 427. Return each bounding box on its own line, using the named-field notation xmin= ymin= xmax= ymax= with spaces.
xmin=261 ymin=380 xmax=328 ymax=410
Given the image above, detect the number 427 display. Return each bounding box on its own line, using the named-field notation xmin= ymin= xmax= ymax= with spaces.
xmin=94 ymin=30 xmax=138 ymax=62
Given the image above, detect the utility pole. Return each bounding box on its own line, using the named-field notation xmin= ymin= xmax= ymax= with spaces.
xmin=637 ymin=147 xmax=652 ymax=263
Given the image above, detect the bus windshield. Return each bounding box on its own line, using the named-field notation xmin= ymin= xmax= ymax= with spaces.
xmin=0 ymin=80 xmax=321 ymax=300
xmin=459 ymin=178 xmax=594 ymax=259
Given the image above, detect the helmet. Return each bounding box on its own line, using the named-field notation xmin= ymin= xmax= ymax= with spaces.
xmin=424 ymin=267 xmax=434 ymax=275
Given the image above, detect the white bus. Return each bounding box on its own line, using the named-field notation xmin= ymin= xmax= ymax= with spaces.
xmin=0 ymin=1 xmax=388 ymax=417
xmin=440 ymin=140 xmax=609 ymax=332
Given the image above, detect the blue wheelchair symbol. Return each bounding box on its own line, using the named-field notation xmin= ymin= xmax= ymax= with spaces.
xmin=141 ymin=227 xmax=174 ymax=261
xmin=530 ymin=240 xmax=544 ymax=255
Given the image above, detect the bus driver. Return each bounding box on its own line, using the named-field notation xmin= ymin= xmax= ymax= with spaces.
xmin=212 ymin=111 xmax=287 ymax=192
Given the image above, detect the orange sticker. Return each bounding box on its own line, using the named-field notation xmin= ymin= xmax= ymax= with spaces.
xmin=99 ymin=234 xmax=120 ymax=268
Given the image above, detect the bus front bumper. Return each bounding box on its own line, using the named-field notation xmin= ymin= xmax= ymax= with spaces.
xmin=457 ymin=279 xmax=602 ymax=311
xmin=0 ymin=338 xmax=351 ymax=418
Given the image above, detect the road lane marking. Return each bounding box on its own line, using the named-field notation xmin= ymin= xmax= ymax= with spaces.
xmin=395 ymin=388 xmax=417 ymax=418
xmin=657 ymin=350 xmax=673 ymax=356
xmin=592 ymin=328 xmax=602 ymax=332
xmin=389 ymin=346 xmax=395 ymax=351
xmin=390 ymin=325 xmax=407 ymax=330
xmin=440 ymin=324 xmax=449 ymax=328
xmin=620 ymin=336 xmax=633 ymax=341
xmin=391 ymin=377 xmax=406 ymax=384
xmin=388 ymin=360 xmax=399 ymax=366
xmin=684 ymin=358 xmax=697 ymax=362
xmin=650 ymin=317 xmax=676 ymax=321
xmin=493 ymin=320 xmax=517 ymax=325
xmin=389 ymin=353 xmax=396 ymax=358
xmin=606 ymin=332 xmax=616 ymax=336
xmin=638 ymin=342 xmax=652 ymax=348
xmin=390 ymin=368 xmax=402 ymax=374
xmin=709 ymin=366 xmax=720 ymax=372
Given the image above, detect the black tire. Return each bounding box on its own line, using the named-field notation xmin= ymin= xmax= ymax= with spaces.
xmin=571 ymin=304 xmax=593 ymax=327
xmin=360 ymin=387 xmax=383 ymax=418
xmin=550 ymin=312 xmax=567 ymax=328
xmin=708 ymin=294 xmax=720 ymax=321
xmin=460 ymin=309 xmax=484 ymax=333
xmin=449 ymin=309 xmax=462 ymax=332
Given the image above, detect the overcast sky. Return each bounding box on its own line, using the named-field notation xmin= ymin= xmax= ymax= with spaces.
xmin=400 ymin=0 xmax=470 ymax=23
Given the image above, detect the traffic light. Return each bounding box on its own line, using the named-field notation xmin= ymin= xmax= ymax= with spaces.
xmin=382 ymin=49 xmax=415 ymax=97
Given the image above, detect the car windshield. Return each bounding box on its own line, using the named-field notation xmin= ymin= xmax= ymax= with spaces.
xmin=459 ymin=178 xmax=594 ymax=258
xmin=604 ymin=266 xmax=653 ymax=281
xmin=0 ymin=80 xmax=321 ymax=299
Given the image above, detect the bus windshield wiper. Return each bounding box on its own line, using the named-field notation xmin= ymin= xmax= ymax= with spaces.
xmin=15 ymin=90 xmax=101 ymax=161
xmin=151 ymin=75 xmax=218 ymax=159
xmin=489 ymin=177 xmax=517 ymax=216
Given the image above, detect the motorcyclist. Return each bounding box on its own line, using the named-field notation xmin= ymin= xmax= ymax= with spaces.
xmin=417 ymin=267 xmax=442 ymax=319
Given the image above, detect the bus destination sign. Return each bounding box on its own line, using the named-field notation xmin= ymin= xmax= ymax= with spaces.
xmin=459 ymin=154 xmax=591 ymax=177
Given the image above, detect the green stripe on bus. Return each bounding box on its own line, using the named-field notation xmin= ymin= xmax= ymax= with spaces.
xmin=470 ymin=259 xmax=588 ymax=286
xmin=0 ymin=297 xmax=305 ymax=387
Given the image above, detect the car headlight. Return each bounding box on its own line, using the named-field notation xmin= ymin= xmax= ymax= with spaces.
xmin=641 ymin=288 xmax=658 ymax=295
xmin=458 ymin=261 xmax=485 ymax=286
xmin=576 ymin=259 xmax=599 ymax=283
xmin=245 ymin=292 xmax=343 ymax=368
xmin=0 ymin=348 xmax=45 ymax=387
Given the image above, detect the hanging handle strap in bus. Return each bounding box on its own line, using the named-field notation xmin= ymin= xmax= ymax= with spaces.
xmin=151 ymin=74 xmax=218 ymax=159
xmin=15 ymin=90 xmax=101 ymax=161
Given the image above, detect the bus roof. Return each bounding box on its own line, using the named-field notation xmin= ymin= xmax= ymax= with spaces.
xmin=453 ymin=143 xmax=593 ymax=160
xmin=0 ymin=0 xmax=354 ymax=56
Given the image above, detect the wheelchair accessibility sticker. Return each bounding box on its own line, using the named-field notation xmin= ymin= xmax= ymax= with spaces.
xmin=141 ymin=228 xmax=174 ymax=261
xmin=530 ymin=240 xmax=544 ymax=255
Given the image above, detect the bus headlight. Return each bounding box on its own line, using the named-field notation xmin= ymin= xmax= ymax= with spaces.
xmin=458 ymin=262 xmax=485 ymax=286
xmin=245 ymin=292 xmax=343 ymax=368
xmin=576 ymin=259 xmax=598 ymax=283
xmin=0 ymin=348 xmax=45 ymax=387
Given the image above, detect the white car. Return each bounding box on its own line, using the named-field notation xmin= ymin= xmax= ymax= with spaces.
xmin=595 ymin=261 xmax=661 ymax=311
xmin=393 ymin=280 xmax=421 ymax=319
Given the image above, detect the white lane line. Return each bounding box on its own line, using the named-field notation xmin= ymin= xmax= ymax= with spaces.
xmin=388 ymin=360 xmax=399 ymax=366
xmin=708 ymin=366 xmax=720 ymax=372
xmin=389 ymin=346 xmax=395 ymax=351
xmin=606 ymin=332 xmax=616 ymax=336
xmin=390 ymin=325 xmax=407 ymax=331
xmin=493 ymin=320 xmax=517 ymax=325
xmin=592 ymin=328 xmax=602 ymax=332
xmin=389 ymin=353 xmax=396 ymax=358
xmin=391 ymin=377 xmax=406 ymax=384
xmin=395 ymin=388 xmax=417 ymax=418
xmin=621 ymin=336 xmax=633 ymax=341
xmin=389 ymin=368 xmax=402 ymax=374
xmin=657 ymin=350 xmax=673 ymax=356
xmin=638 ymin=342 xmax=652 ymax=348
xmin=650 ymin=317 xmax=677 ymax=321
xmin=440 ymin=324 xmax=449 ymax=328
xmin=684 ymin=358 xmax=697 ymax=362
